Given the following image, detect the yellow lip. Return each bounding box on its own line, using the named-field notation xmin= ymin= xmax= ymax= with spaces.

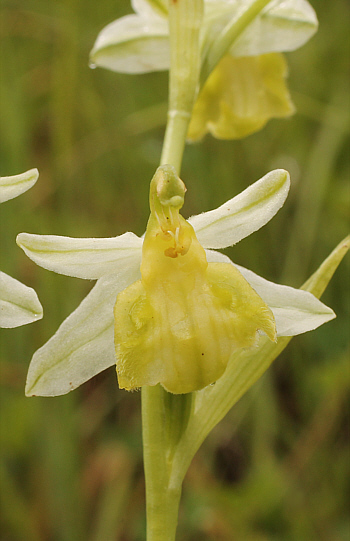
xmin=114 ymin=166 xmax=276 ymax=394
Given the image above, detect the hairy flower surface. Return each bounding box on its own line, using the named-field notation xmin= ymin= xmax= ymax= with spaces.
xmin=17 ymin=167 xmax=334 ymax=396
xmin=0 ymin=169 xmax=43 ymax=328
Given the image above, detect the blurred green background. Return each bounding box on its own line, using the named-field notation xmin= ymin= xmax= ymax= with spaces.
xmin=1 ymin=0 xmax=349 ymax=539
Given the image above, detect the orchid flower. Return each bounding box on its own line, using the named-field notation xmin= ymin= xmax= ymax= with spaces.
xmin=17 ymin=167 xmax=334 ymax=397
xmin=90 ymin=0 xmax=318 ymax=139
xmin=90 ymin=0 xmax=318 ymax=74
xmin=0 ymin=169 xmax=43 ymax=328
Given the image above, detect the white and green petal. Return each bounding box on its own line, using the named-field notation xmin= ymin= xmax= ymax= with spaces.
xmin=0 ymin=271 xmax=43 ymax=328
xmin=236 ymin=263 xmax=335 ymax=335
xmin=1 ymin=168 xmax=42 ymax=328
xmin=206 ymin=250 xmax=335 ymax=336
xmin=17 ymin=232 xmax=143 ymax=279
xmin=90 ymin=14 xmax=169 ymax=74
xmin=0 ymin=168 xmax=39 ymax=204
xmin=25 ymin=266 xmax=141 ymax=397
xmin=227 ymin=0 xmax=318 ymax=58
xmin=188 ymin=168 xmax=290 ymax=248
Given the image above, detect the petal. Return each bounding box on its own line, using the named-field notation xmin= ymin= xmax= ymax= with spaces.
xmin=16 ymin=232 xmax=143 ymax=279
xmin=205 ymin=250 xmax=335 ymax=336
xmin=230 ymin=0 xmax=318 ymax=57
xmin=188 ymin=169 xmax=290 ymax=249
xmin=0 ymin=169 xmax=39 ymax=204
xmin=0 ymin=271 xmax=43 ymax=328
xmin=188 ymin=53 xmax=295 ymax=141
xmin=236 ymin=264 xmax=335 ymax=336
xmin=114 ymin=259 xmax=276 ymax=395
xmin=90 ymin=14 xmax=170 ymax=74
xmin=25 ymin=266 xmax=141 ymax=397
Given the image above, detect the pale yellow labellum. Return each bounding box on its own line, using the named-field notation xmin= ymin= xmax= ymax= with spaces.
xmin=188 ymin=52 xmax=295 ymax=141
xmin=114 ymin=166 xmax=276 ymax=394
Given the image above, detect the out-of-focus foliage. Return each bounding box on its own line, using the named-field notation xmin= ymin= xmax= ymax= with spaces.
xmin=0 ymin=0 xmax=349 ymax=539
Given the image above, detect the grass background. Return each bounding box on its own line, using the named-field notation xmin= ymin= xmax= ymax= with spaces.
xmin=1 ymin=0 xmax=349 ymax=539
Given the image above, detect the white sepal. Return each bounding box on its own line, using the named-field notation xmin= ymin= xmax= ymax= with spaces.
xmin=25 ymin=266 xmax=140 ymax=397
xmin=17 ymin=232 xmax=143 ymax=279
xmin=236 ymin=263 xmax=335 ymax=336
xmin=205 ymin=251 xmax=335 ymax=336
xmin=0 ymin=169 xmax=39 ymax=204
xmin=0 ymin=271 xmax=43 ymax=328
xmin=230 ymin=0 xmax=318 ymax=57
xmin=189 ymin=169 xmax=290 ymax=249
xmin=90 ymin=14 xmax=169 ymax=74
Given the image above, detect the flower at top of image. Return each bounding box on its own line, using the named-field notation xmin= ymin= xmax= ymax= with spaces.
xmin=17 ymin=166 xmax=334 ymax=397
xmin=0 ymin=169 xmax=43 ymax=328
xmin=187 ymin=52 xmax=295 ymax=140
xmin=90 ymin=0 xmax=318 ymax=139
xmin=90 ymin=0 xmax=318 ymax=75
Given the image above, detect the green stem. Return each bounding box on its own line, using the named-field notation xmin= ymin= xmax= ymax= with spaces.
xmin=160 ymin=0 xmax=203 ymax=171
xmin=161 ymin=0 xmax=273 ymax=170
xmin=142 ymin=2 xmax=202 ymax=538
xmin=142 ymin=385 xmax=182 ymax=541
xmin=160 ymin=110 xmax=190 ymax=170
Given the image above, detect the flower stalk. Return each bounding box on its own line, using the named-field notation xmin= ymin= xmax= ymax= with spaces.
xmin=142 ymin=387 xmax=190 ymax=540
xmin=160 ymin=0 xmax=203 ymax=170
xmin=144 ymin=2 xmax=203 ymax=537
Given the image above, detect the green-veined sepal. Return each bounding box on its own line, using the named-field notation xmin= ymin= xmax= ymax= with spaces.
xmin=0 ymin=169 xmax=39 ymax=203
xmin=0 ymin=271 xmax=43 ymax=328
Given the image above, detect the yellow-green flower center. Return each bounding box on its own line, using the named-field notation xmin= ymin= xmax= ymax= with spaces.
xmin=114 ymin=166 xmax=276 ymax=394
